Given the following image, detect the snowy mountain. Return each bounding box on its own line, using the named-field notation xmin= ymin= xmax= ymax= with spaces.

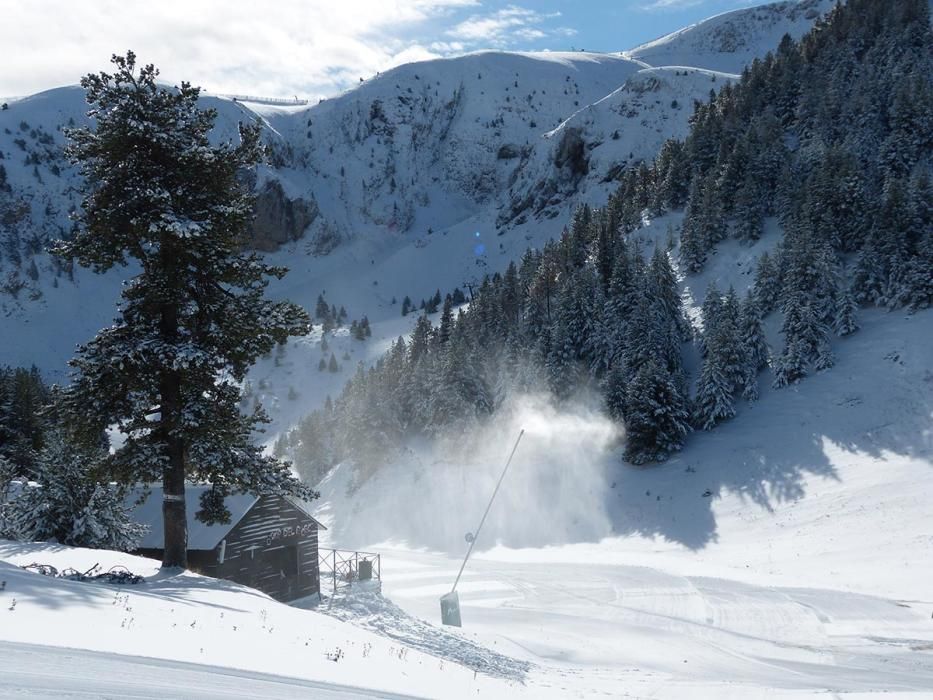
xmin=0 ymin=1 xmax=840 ymax=467
xmin=2 ymin=1 xmax=932 ymax=697
xmin=624 ymin=0 xmax=835 ymax=73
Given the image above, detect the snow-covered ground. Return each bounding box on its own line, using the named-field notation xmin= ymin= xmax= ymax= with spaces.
xmin=310 ymin=304 xmax=933 ymax=697
xmin=2 ymin=1 xmax=931 ymax=696
xmin=3 ymin=303 xmax=931 ymax=698
xmin=0 ymin=641 xmax=420 ymax=700
xmin=0 ymin=543 xmax=529 ymax=699
xmin=624 ymin=0 xmax=834 ymax=73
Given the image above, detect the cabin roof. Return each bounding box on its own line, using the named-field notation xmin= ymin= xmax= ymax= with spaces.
xmin=128 ymin=485 xmax=325 ymax=551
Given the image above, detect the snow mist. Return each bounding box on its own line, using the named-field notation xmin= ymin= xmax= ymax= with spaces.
xmin=319 ymin=394 xmax=621 ymax=553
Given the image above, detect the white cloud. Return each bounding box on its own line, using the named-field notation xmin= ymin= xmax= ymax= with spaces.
xmin=640 ymin=0 xmax=706 ymax=10
xmin=446 ymin=5 xmax=573 ymax=49
xmin=0 ymin=0 xmax=478 ymax=98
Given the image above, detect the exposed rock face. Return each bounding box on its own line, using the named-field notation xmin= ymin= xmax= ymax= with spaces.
xmin=250 ymin=180 xmax=318 ymax=252
xmin=305 ymin=218 xmax=344 ymax=257
xmin=553 ymin=127 xmax=588 ymax=179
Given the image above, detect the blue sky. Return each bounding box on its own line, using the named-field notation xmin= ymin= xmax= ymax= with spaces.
xmin=418 ymin=1 xmax=764 ymax=53
xmin=1 ymin=0 xmax=768 ymax=99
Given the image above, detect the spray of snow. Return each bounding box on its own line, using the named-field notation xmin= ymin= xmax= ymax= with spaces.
xmin=316 ymin=393 xmax=622 ymax=553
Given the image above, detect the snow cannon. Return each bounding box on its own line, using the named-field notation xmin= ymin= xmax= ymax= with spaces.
xmin=440 ymin=591 xmax=462 ymax=627
xmin=440 ymin=429 xmax=525 ymax=627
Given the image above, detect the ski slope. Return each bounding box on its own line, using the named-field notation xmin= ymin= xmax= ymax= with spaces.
xmin=0 ymin=641 xmax=421 ymax=700
xmin=311 ymin=303 xmax=933 ymax=697
xmin=0 ymin=543 xmax=526 ymax=699
xmin=4 ymin=301 xmax=929 ymax=700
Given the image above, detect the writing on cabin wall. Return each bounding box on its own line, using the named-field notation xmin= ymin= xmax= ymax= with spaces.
xmin=264 ymin=522 xmax=316 ymax=546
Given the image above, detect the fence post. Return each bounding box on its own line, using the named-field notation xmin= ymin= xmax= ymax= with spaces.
xmin=333 ymin=549 xmax=337 ymax=595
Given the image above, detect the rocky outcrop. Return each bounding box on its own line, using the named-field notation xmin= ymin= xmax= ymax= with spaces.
xmin=250 ymin=180 xmax=318 ymax=252
xmin=553 ymin=127 xmax=588 ymax=179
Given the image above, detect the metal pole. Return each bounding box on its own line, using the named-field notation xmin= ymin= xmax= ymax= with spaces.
xmin=450 ymin=429 xmax=524 ymax=593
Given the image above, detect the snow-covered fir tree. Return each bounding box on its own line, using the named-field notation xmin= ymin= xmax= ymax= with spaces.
xmin=54 ymin=53 xmax=314 ymax=568
xmin=738 ymin=290 xmax=769 ymax=400
xmin=623 ymin=360 xmax=691 ymax=464
xmin=2 ymin=430 xmax=146 ymax=550
xmin=833 ymin=282 xmax=860 ymax=337
xmin=693 ymin=291 xmax=737 ymax=430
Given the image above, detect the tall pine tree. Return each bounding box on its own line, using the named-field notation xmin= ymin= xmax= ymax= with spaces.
xmin=55 ymin=53 xmax=314 ymax=568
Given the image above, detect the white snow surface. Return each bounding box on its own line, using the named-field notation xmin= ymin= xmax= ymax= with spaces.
xmin=309 ymin=304 xmax=933 ymax=697
xmin=1 ymin=297 xmax=931 ymax=697
xmin=3 ymin=2 xmax=932 ymax=696
xmin=0 ymin=542 xmax=528 ymax=699
xmin=625 ymin=0 xmax=836 ymax=73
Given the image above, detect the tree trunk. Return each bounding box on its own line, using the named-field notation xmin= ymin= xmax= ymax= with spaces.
xmin=161 ymin=443 xmax=188 ymax=568
xmin=159 ymin=262 xmax=187 ymax=569
xmin=161 ymin=370 xmax=188 ymax=569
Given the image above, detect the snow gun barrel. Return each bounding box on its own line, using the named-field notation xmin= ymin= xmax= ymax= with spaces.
xmin=441 ymin=428 xmax=525 ymax=627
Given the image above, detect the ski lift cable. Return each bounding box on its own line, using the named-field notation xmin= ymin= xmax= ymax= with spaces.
xmin=450 ymin=428 xmax=525 ymax=594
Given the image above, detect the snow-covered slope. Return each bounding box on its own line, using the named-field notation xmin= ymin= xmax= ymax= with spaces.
xmin=308 ymin=230 xmax=933 ymax=695
xmin=625 ymin=0 xmax=835 ymax=73
xmin=500 ymin=65 xmax=738 ymax=226
xmin=4 ymin=291 xmax=930 ymax=698
xmin=0 ymin=0 xmax=842 ymax=460
xmin=0 ymin=542 xmax=528 ymax=699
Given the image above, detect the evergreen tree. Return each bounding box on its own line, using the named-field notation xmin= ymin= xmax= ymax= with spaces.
xmin=54 ymin=53 xmax=314 ymax=568
xmin=733 ymin=172 xmax=766 ymax=241
xmin=693 ymin=295 xmax=738 ymax=432
xmin=772 ymin=293 xmax=814 ymax=387
xmin=753 ymin=251 xmax=781 ymax=314
xmin=315 ymin=294 xmax=330 ymax=321
xmin=739 ymin=291 xmax=769 ymax=372
xmin=833 ymin=282 xmax=860 ymax=336
xmin=717 ymin=287 xmax=745 ymax=392
xmin=678 ymin=180 xmax=708 ymax=273
xmin=623 ymin=360 xmax=691 ymax=464
xmin=738 ymin=290 xmax=769 ymax=400
xmin=3 ymin=430 xmax=147 ymax=550
xmin=0 ymin=366 xmax=50 ymax=472
xmin=437 ymin=296 xmax=454 ymax=345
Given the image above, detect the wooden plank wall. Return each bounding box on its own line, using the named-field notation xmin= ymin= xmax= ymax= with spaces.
xmin=136 ymin=496 xmax=321 ymax=602
xmin=213 ymin=495 xmax=321 ymax=601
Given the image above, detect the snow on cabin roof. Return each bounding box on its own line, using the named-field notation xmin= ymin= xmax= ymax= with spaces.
xmin=128 ymin=486 xmax=259 ymax=551
xmin=4 ymin=483 xmax=323 ymax=551
xmin=127 ymin=486 xmax=326 ymax=551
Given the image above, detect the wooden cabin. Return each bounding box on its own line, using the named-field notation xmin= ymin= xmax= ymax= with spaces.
xmin=129 ymin=485 xmax=325 ymax=602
